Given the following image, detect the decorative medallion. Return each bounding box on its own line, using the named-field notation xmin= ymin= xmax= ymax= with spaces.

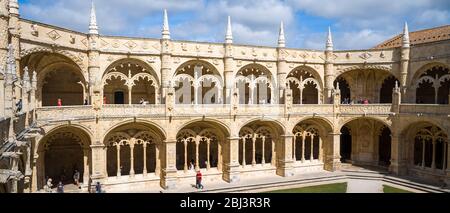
xmin=124 ymin=41 xmax=137 ymax=50
xmin=47 ymin=30 xmax=61 ymax=41
xmin=359 ymin=51 xmax=372 ymax=60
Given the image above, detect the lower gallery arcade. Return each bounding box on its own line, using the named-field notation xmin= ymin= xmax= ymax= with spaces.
xmin=34 ymin=119 xmax=449 ymax=191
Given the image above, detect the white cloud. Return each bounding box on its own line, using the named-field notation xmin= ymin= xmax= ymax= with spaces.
xmin=19 ymin=0 xmax=450 ymax=50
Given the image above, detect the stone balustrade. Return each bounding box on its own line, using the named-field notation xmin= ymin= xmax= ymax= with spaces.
xmin=34 ymin=104 xmax=450 ymax=122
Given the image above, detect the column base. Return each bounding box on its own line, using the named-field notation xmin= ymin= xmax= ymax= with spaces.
xmin=389 ymin=162 xmax=407 ymax=176
xmin=324 ymin=158 xmax=341 ymax=172
xmin=160 ymin=168 xmax=177 ymax=190
xmin=222 ymin=163 xmax=240 ymax=183
xmin=276 ymin=159 xmax=294 ymax=177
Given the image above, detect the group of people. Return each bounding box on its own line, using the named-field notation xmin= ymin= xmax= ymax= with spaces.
xmin=341 ymin=97 xmax=370 ymax=105
xmin=44 ymin=169 xmax=103 ymax=193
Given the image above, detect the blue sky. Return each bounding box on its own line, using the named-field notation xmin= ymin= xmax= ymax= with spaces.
xmin=18 ymin=0 xmax=450 ymax=50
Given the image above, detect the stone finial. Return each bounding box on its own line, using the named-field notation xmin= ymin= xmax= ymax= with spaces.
xmin=278 ymin=21 xmax=286 ymax=48
xmin=326 ymin=26 xmax=333 ymax=51
xmin=9 ymin=0 xmax=19 ymax=16
xmin=89 ymin=1 xmax=99 ymax=35
xmin=225 ymin=16 xmax=233 ymax=44
xmin=162 ymin=9 xmax=170 ymax=40
xmin=402 ymin=22 xmax=410 ymax=48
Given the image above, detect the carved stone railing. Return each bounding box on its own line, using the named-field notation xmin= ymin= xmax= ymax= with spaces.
xmin=101 ymin=104 xmax=165 ymax=118
xmin=35 ymin=104 xmax=450 ymax=123
xmin=399 ymin=104 xmax=450 ymax=115
xmin=290 ymin=104 xmax=334 ymax=115
xmin=36 ymin=106 xmax=95 ymax=121
xmin=339 ymin=104 xmax=392 ymax=115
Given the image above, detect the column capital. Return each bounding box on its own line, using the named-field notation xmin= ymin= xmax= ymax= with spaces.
xmin=280 ymin=134 xmax=294 ymax=138
xmin=227 ymin=136 xmax=240 ymax=140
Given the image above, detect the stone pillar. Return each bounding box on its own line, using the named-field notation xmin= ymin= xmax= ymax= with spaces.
xmin=0 ymin=1 xmax=8 ymax=73
xmin=324 ymin=51 xmax=335 ymax=104
xmin=183 ymin=140 xmax=188 ymax=172
xmin=399 ymin=40 xmax=410 ymax=100
xmin=195 ymin=137 xmax=200 ymax=171
xmin=242 ymin=138 xmax=246 ymax=167
xmin=310 ymin=135 xmax=314 ymax=161
xmin=0 ymin=76 xmax=4 ymax=118
xmin=160 ymin=140 xmax=177 ymax=189
xmin=116 ymin=144 xmax=121 ymax=177
xmin=292 ymin=135 xmax=296 ymax=161
xmin=324 ymin=133 xmax=341 ymax=171
xmin=389 ymin=130 xmax=407 ymax=175
xmin=261 ymin=137 xmax=266 ymax=165
xmin=155 ymin=144 xmax=161 ymax=176
xmin=252 ymin=135 xmax=256 ymax=166
xmin=319 ymin=137 xmax=323 ymax=162
xmin=206 ymin=139 xmax=211 ymax=170
xmin=160 ymin=39 xmax=172 ymax=103
xmin=88 ymin=34 xmax=100 ymax=102
xmin=31 ymin=153 xmax=38 ymax=192
xmin=90 ymin=144 xmax=107 ymax=182
xmin=83 ymin=148 xmax=90 ymax=185
xmin=9 ymin=0 xmax=20 ymax=82
xmin=222 ymin=137 xmax=240 ymax=183
xmin=431 ymin=139 xmax=436 ymax=169
xmin=129 ymin=139 xmax=135 ymax=177
xmin=421 ymin=139 xmax=426 ymax=168
xmin=224 ymin=42 xmax=234 ymax=104
xmin=128 ymin=86 xmax=132 ymax=105
xmin=276 ymin=135 xmax=294 ymax=177
xmin=143 ymin=142 xmax=147 ymax=176
xmin=301 ymin=134 xmax=305 ymax=163
xmin=277 ymin=48 xmax=288 ymax=104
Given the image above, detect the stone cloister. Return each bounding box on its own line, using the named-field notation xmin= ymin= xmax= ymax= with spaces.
xmin=0 ymin=1 xmax=449 ymax=193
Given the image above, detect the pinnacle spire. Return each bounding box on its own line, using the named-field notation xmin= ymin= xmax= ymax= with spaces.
xmin=225 ymin=16 xmax=233 ymax=44
xmin=278 ymin=21 xmax=285 ymax=48
xmin=162 ymin=9 xmax=170 ymax=39
xmin=9 ymin=0 xmax=19 ymax=16
xmin=326 ymin=26 xmax=333 ymax=51
xmin=402 ymin=22 xmax=410 ymax=48
xmin=89 ymin=1 xmax=99 ymax=35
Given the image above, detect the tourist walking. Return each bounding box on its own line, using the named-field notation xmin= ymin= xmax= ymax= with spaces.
xmin=95 ymin=182 xmax=102 ymax=193
xmin=196 ymin=170 xmax=203 ymax=189
xmin=73 ymin=170 xmax=80 ymax=188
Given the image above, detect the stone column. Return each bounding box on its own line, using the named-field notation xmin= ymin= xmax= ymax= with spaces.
xmin=206 ymin=139 xmax=211 ymax=170
xmin=248 ymin=79 xmax=255 ymax=105
xmin=310 ymin=135 xmax=314 ymax=161
xmin=271 ymin=139 xmax=276 ymax=166
xmin=421 ymin=139 xmax=426 ymax=168
xmin=160 ymin=38 xmax=172 ymax=103
xmin=319 ymin=137 xmax=323 ymax=162
xmin=222 ymin=137 xmax=240 ymax=183
xmin=31 ymin=153 xmax=38 ymax=192
xmin=143 ymin=142 xmax=147 ymax=176
xmin=83 ymin=148 xmax=90 ymax=185
xmin=389 ymin=128 xmax=406 ymax=175
xmin=88 ymin=33 xmax=101 ymax=102
xmin=301 ymin=134 xmax=306 ymax=163
xmin=252 ymin=135 xmax=256 ymax=166
xmin=155 ymin=144 xmax=160 ymax=176
xmin=129 ymin=140 xmax=135 ymax=177
xmin=324 ymin=50 xmax=335 ymax=104
xmin=324 ymin=133 xmax=341 ymax=171
xmin=195 ymin=137 xmax=200 ymax=170
xmin=128 ymin=86 xmax=132 ymax=105
xmin=431 ymin=139 xmax=436 ymax=169
xmin=242 ymin=138 xmax=246 ymax=167
xmin=276 ymin=135 xmax=294 ymax=177
xmin=292 ymin=135 xmax=296 ymax=161
xmin=183 ymin=140 xmax=188 ymax=172
xmin=116 ymin=144 xmax=121 ymax=177
xmin=443 ymin=141 xmax=447 ymax=171
xmin=277 ymin=49 xmax=288 ymax=104
xmin=160 ymin=140 xmax=177 ymax=189
xmin=261 ymin=137 xmax=266 ymax=165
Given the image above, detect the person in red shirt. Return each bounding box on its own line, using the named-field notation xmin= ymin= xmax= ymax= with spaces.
xmin=57 ymin=98 xmax=62 ymax=106
xmin=196 ymin=170 xmax=203 ymax=189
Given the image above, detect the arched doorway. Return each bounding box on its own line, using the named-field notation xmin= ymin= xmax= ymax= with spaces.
xmin=235 ymin=64 xmax=274 ymax=104
xmin=21 ymin=52 xmax=87 ymax=107
xmin=340 ymin=126 xmax=352 ymax=162
xmin=413 ymin=65 xmax=450 ymax=104
xmin=37 ymin=127 xmax=91 ymax=190
xmin=287 ymin=66 xmax=323 ymax=104
xmin=102 ymin=59 xmax=160 ymax=105
xmin=379 ymin=75 xmax=398 ymax=103
xmin=333 ymin=77 xmax=350 ymax=104
xmin=238 ymin=120 xmax=284 ymax=168
xmin=104 ymin=122 xmax=165 ymax=178
xmin=175 ymin=121 xmax=228 ymax=173
xmin=378 ymin=126 xmax=391 ymax=166
xmin=173 ymin=61 xmax=223 ymax=104
xmin=340 ymin=118 xmax=391 ymax=166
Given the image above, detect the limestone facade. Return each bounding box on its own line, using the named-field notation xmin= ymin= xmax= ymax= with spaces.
xmin=0 ymin=1 xmax=449 ymax=192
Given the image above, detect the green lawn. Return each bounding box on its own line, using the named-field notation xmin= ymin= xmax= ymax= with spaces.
xmin=382 ymin=185 xmax=413 ymax=193
xmin=266 ymin=182 xmax=347 ymax=193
